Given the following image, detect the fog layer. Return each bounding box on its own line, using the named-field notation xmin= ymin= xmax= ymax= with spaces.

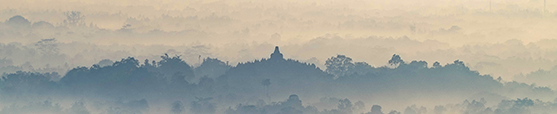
xmin=2 ymin=0 xmax=557 ymax=114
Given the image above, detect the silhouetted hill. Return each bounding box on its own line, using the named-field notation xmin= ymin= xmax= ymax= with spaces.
xmin=0 ymin=47 xmax=555 ymax=114
xmin=219 ymin=58 xmax=334 ymax=97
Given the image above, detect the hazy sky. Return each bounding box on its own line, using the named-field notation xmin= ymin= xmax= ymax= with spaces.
xmin=4 ymin=0 xmax=557 ymax=114
xmin=1 ymin=0 xmax=557 ymax=81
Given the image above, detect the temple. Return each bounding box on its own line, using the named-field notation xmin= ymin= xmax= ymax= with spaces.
xmin=270 ymin=46 xmax=284 ymax=60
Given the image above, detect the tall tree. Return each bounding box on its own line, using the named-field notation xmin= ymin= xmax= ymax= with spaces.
xmin=388 ymin=54 xmax=405 ymax=67
xmin=325 ymin=55 xmax=355 ymax=78
xmin=158 ymin=54 xmax=195 ymax=82
xmin=63 ymin=11 xmax=85 ymax=27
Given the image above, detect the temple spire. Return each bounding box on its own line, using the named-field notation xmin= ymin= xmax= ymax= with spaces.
xmin=270 ymin=46 xmax=284 ymax=60
xmin=273 ymin=46 xmax=280 ymax=53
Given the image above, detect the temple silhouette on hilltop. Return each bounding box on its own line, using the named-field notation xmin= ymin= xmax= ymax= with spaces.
xmin=270 ymin=46 xmax=284 ymax=60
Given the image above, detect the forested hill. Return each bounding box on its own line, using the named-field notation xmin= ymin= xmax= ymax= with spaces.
xmin=0 ymin=47 xmax=553 ymax=114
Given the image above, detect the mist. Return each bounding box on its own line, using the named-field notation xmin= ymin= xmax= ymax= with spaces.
xmin=2 ymin=0 xmax=557 ymax=114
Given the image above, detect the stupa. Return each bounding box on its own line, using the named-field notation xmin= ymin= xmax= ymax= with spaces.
xmin=270 ymin=46 xmax=284 ymax=60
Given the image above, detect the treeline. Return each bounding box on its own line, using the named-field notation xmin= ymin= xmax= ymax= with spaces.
xmin=226 ymin=95 xmax=557 ymax=114
xmin=2 ymin=94 xmax=556 ymax=114
xmin=0 ymin=53 xmax=554 ymax=113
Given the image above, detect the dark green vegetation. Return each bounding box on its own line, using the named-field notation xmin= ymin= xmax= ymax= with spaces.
xmin=0 ymin=47 xmax=554 ymax=114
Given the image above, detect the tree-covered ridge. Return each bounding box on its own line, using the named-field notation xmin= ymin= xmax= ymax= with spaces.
xmin=220 ymin=58 xmax=334 ymax=98
xmin=60 ymin=57 xmax=165 ymax=99
xmin=0 ymin=49 xmax=555 ymax=114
